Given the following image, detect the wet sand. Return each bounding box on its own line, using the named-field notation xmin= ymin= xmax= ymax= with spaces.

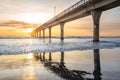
xmin=0 ymin=48 xmax=120 ymax=80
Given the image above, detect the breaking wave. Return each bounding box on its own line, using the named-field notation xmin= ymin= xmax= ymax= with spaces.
xmin=0 ymin=37 xmax=120 ymax=55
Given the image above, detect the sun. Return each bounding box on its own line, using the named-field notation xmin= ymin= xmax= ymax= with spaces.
xmin=21 ymin=28 xmax=34 ymax=36
xmin=22 ymin=28 xmax=34 ymax=34
xmin=27 ymin=53 xmax=33 ymax=59
xmin=26 ymin=28 xmax=34 ymax=33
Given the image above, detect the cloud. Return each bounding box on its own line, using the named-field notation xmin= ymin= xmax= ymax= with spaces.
xmin=0 ymin=20 xmax=39 ymax=29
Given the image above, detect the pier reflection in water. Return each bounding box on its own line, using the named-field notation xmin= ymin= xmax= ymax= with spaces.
xmin=34 ymin=49 xmax=102 ymax=80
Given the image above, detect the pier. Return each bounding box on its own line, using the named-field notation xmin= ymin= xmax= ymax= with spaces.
xmin=31 ymin=0 xmax=120 ymax=42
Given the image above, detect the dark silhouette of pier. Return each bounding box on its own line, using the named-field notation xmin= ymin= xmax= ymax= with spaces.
xmin=34 ymin=49 xmax=102 ymax=80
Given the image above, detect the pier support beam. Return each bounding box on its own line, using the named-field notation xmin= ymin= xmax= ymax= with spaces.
xmin=37 ymin=32 xmax=39 ymax=38
xmin=31 ymin=33 xmax=32 ymax=37
xmin=39 ymin=31 xmax=41 ymax=38
xmin=49 ymin=27 xmax=52 ymax=42
xmin=34 ymin=33 xmax=35 ymax=37
xmin=60 ymin=22 xmax=65 ymax=42
xmin=37 ymin=31 xmax=39 ymax=38
xmin=43 ymin=29 xmax=45 ymax=39
xmin=91 ymin=10 xmax=102 ymax=42
xmin=35 ymin=32 xmax=37 ymax=37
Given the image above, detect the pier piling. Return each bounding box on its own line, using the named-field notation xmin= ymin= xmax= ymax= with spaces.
xmin=60 ymin=23 xmax=65 ymax=41
xmin=91 ymin=10 xmax=102 ymax=42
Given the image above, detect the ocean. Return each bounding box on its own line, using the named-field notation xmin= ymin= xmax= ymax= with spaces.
xmin=0 ymin=37 xmax=120 ymax=54
xmin=0 ymin=37 xmax=120 ymax=80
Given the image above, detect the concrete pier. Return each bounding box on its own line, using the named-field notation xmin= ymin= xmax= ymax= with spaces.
xmin=36 ymin=31 xmax=39 ymax=38
xmin=32 ymin=0 xmax=120 ymax=41
xmin=35 ymin=32 xmax=37 ymax=37
xmin=60 ymin=23 xmax=65 ymax=41
xmin=49 ymin=27 xmax=52 ymax=42
xmin=39 ymin=31 xmax=41 ymax=38
xmin=91 ymin=10 xmax=102 ymax=42
xmin=43 ymin=30 xmax=45 ymax=39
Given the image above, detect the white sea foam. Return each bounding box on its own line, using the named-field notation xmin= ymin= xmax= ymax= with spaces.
xmin=0 ymin=37 xmax=120 ymax=54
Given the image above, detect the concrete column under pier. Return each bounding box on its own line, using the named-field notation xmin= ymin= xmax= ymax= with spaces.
xmin=35 ymin=32 xmax=37 ymax=37
xmin=35 ymin=31 xmax=37 ymax=37
xmin=37 ymin=31 xmax=39 ymax=38
xmin=49 ymin=27 xmax=52 ymax=42
xmin=60 ymin=22 xmax=65 ymax=42
xmin=34 ymin=33 xmax=35 ymax=37
xmin=91 ymin=10 xmax=102 ymax=42
xmin=39 ymin=31 xmax=41 ymax=38
xmin=43 ymin=29 xmax=45 ymax=39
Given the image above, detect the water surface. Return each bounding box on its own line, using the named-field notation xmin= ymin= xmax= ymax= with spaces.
xmin=0 ymin=37 xmax=120 ymax=80
xmin=0 ymin=48 xmax=120 ymax=80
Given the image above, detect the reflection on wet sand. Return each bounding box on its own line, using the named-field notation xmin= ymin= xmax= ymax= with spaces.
xmin=21 ymin=65 xmax=37 ymax=80
xmin=34 ymin=49 xmax=102 ymax=80
xmin=93 ymin=49 xmax=102 ymax=80
xmin=0 ymin=54 xmax=38 ymax=80
xmin=20 ymin=53 xmax=36 ymax=80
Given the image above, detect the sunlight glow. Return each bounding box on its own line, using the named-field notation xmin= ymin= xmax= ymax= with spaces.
xmin=21 ymin=28 xmax=34 ymax=34
xmin=16 ymin=13 xmax=49 ymax=23
xmin=26 ymin=28 xmax=34 ymax=33
xmin=21 ymin=28 xmax=34 ymax=36
xmin=16 ymin=13 xmax=40 ymax=23
xmin=28 ymin=53 xmax=33 ymax=59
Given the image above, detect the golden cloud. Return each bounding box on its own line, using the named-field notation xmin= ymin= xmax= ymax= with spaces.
xmin=0 ymin=20 xmax=40 ymax=29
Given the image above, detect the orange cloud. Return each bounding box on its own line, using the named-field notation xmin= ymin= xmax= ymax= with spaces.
xmin=0 ymin=20 xmax=39 ymax=29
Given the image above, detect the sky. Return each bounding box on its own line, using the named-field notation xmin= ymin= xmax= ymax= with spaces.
xmin=0 ymin=0 xmax=120 ymax=36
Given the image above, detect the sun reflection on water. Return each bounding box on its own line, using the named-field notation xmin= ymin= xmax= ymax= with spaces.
xmin=27 ymin=53 xmax=33 ymax=59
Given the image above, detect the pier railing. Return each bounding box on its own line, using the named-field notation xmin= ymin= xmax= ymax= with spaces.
xmin=39 ymin=0 xmax=91 ymax=29
xmin=33 ymin=0 xmax=120 ymax=42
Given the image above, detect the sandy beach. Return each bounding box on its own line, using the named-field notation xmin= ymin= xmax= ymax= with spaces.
xmin=0 ymin=47 xmax=120 ymax=80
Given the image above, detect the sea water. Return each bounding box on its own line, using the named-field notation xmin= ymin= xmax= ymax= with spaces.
xmin=0 ymin=37 xmax=120 ymax=54
xmin=0 ymin=37 xmax=120 ymax=80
